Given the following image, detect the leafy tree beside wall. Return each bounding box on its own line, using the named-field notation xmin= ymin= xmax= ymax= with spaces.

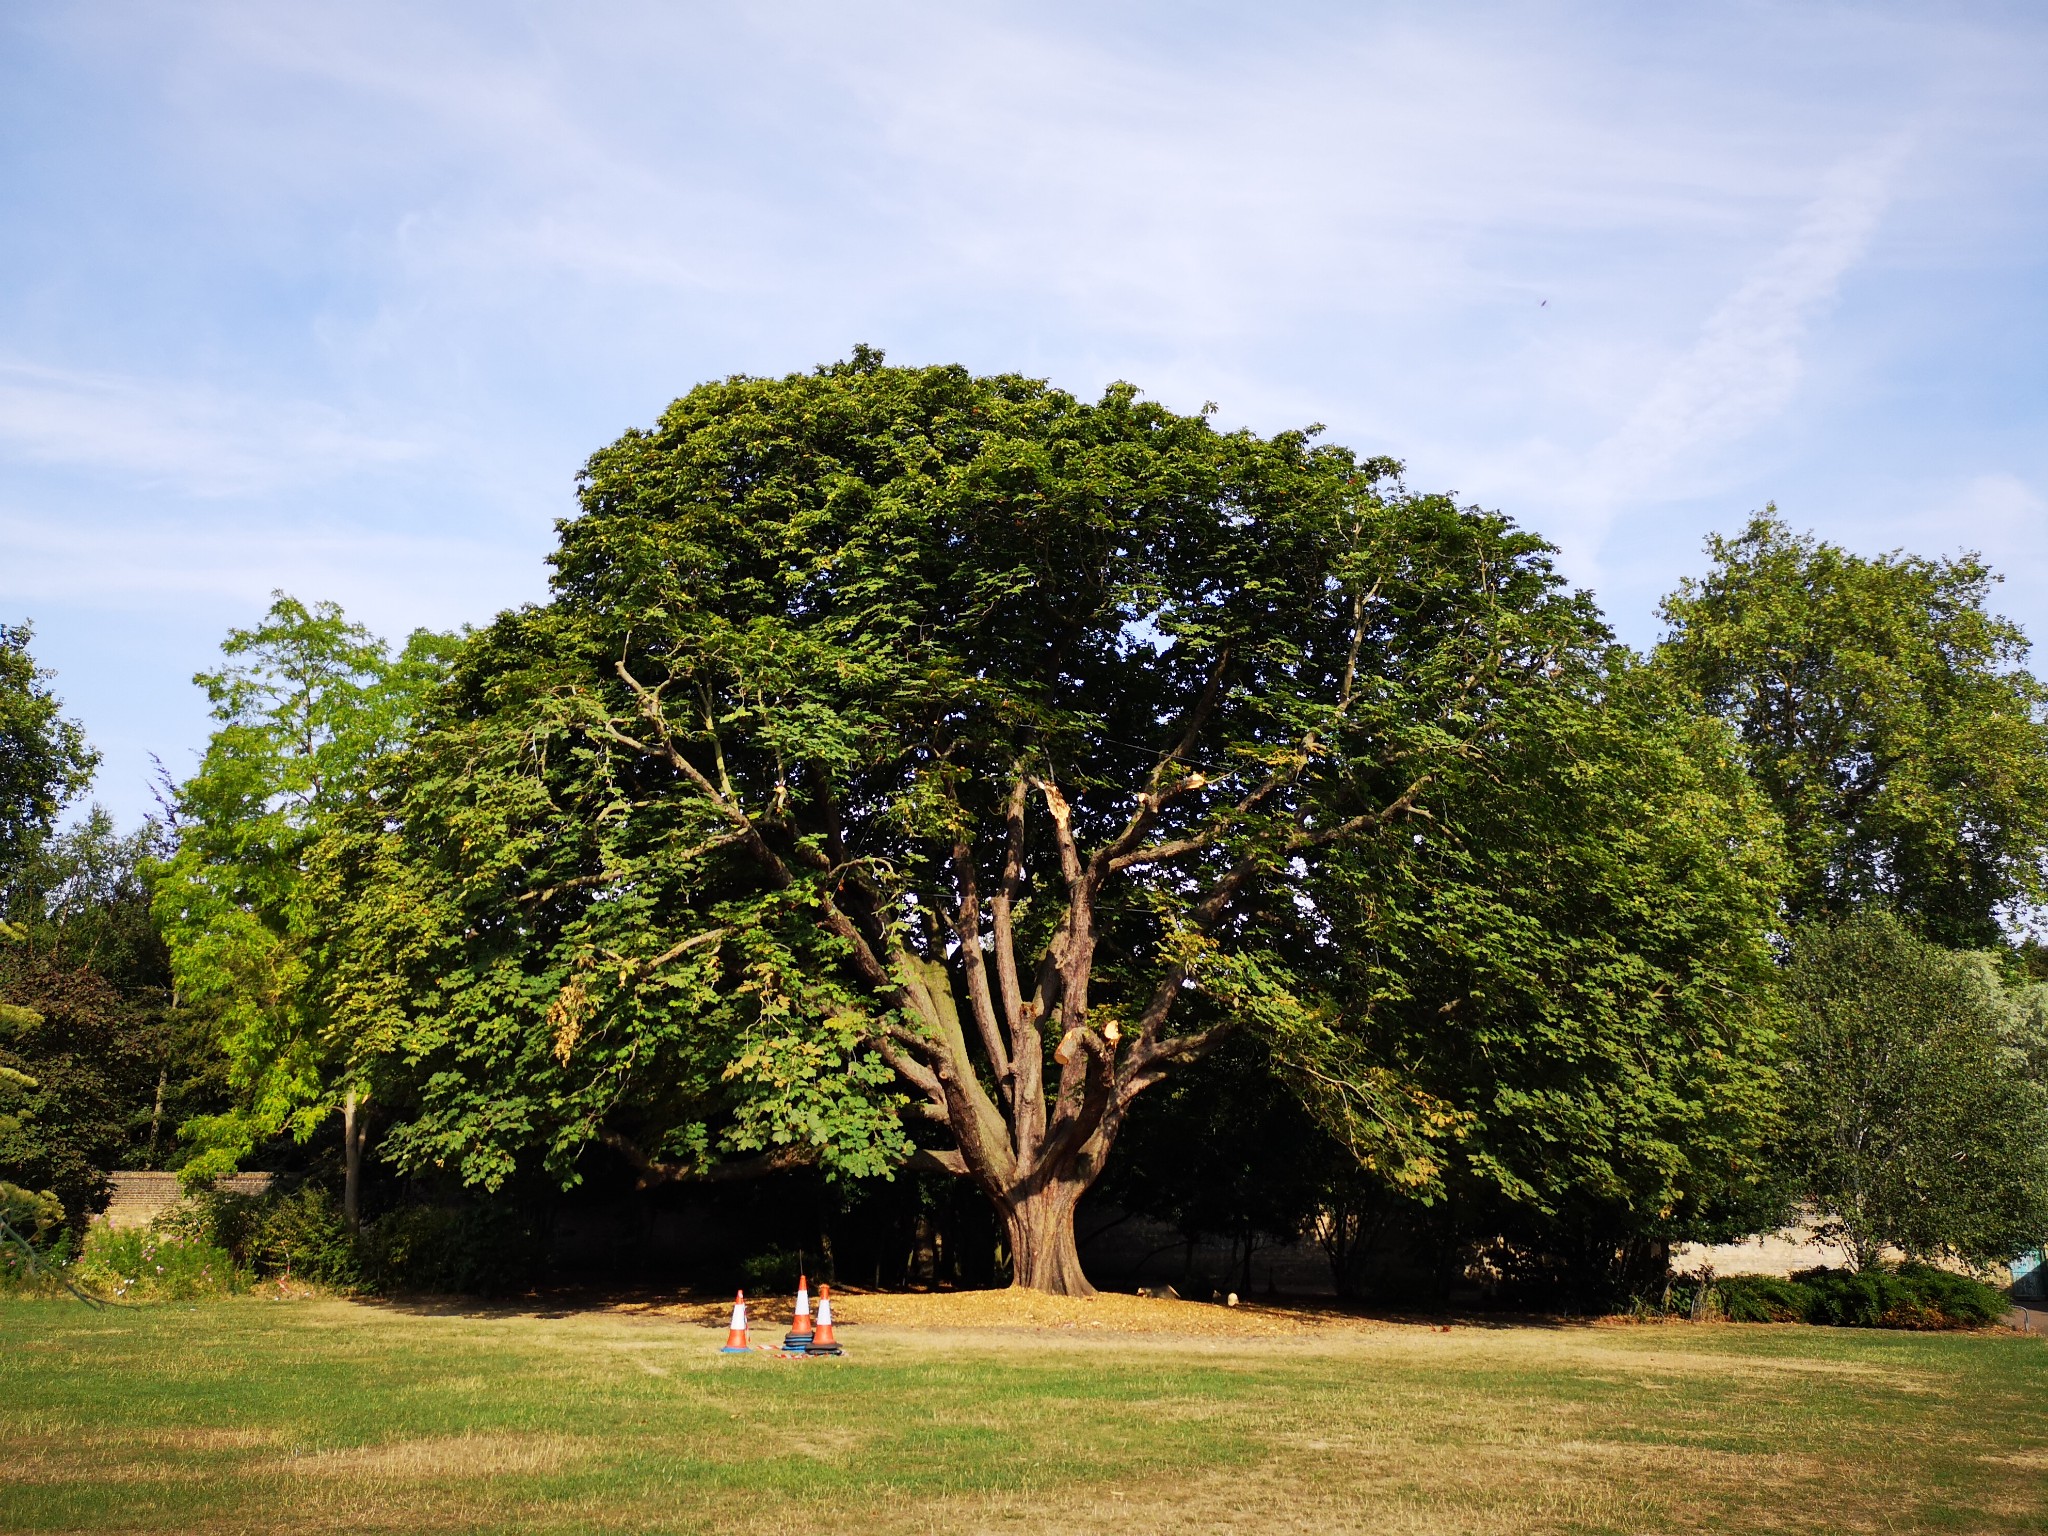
xmin=152 ymin=595 xmax=456 ymax=1220
xmin=0 ymin=620 xmax=137 ymax=1233
xmin=0 ymin=956 xmax=149 ymax=1227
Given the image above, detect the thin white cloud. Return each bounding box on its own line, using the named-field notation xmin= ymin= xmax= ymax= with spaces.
xmin=0 ymin=359 xmax=427 ymax=497
xmin=0 ymin=505 xmax=534 ymax=633
xmin=1574 ymin=137 xmax=1911 ymax=523
xmin=1935 ymin=471 xmax=2048 ymax=536
xmin=133 ymin=2 xmax=1847 ymax=347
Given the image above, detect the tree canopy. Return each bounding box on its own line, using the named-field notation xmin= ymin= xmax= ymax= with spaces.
xmin=314 ymin=354 xmax=1788 ymax=1292
xmin=17 ymin=404 xmax=2048 ymax=1302
xmin=0 ymin=951 xmax=151 ymax=1227
xmin=1308 ymin=658 xmax=1791 ymax=1293
xmin=152 ymin=595 xmax=455 ymax=1191
xmin=1657 ymin=513 xmax=2048 ymax=947
xmin=0 ymin=622 xmax=95 ymax=888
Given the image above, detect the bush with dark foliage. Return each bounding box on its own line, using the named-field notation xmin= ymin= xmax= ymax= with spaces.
xmin=1711 ymin=1265 xmax=2008 ymax=1329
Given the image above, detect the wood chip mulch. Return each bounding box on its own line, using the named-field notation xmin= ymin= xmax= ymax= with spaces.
xmin=614 ymin=1287 xmax=1388 ymax=1337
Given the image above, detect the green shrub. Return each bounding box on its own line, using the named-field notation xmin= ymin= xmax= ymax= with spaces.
xmin=1890 ymin=1263 xmax=2013 ymax=1326
xmin=1791 ymin=1264 xmax=2008 ymax=1329
xmin=1716 ymin=1275 xmax=1815 ymax=1323
xmin=74 ymin=1223 xmax=245 ymax=1299
xmin=158 ymin=1183 xmax=360 ymax=1287
xmin=1701 ymin=1266 xmax=2009 ymax=1329
xmin=156 ymin=1189 xmax=265 ymax=1265
xmin=155 ymin=1186 xmax=543 ymax=1296
xmin=359 ymin=1205 xmax=544 ymax=1295
xmin=0 ymin=1181 xmax=69 ymax=1293
xmin=0 ymin=1220 xmax=75 ymax=1295
xmin=252 ymin=1185 xmax=358 ymax=1284
xmin=1796 ymin=1267 xmax=1908 ymax=1327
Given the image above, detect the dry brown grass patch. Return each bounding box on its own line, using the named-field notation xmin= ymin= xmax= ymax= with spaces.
xmin=275 ymin=1431 xmax=586 ymax=1481
xmin=5 ymin=1425 xmax=288 ymax=1485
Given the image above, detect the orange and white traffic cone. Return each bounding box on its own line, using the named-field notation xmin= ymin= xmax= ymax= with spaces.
xmin=720 ymin=1290 xmax=750 ymax=1352
xmin=782 ymin=1274 xmax=814 ymax=1350
xmin=806 ymin=1285 xmax=843 ymax=1355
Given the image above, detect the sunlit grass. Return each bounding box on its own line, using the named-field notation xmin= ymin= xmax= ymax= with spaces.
xmin=2 ymin=1297 xmax=2044 ymax=1534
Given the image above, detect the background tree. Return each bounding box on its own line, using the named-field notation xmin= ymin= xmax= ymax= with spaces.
xmin=1781 ymin=911 xmax=2048 ymax=1270
xmin=0 ymin=952 xmax=149 ymax=1228
xmin=1106 ymin=663 xmax=1790 ymax=1308
xmin=322 ymin=353 xmax=1786 ymax=1294
xmin=0 ymin=622 xmax=96 ymax=884
xmin=3 ymin=812 xmax=226 ymax=1172
xmin=1657 ymin=513 xmax=2048 ymax=947
xmin=153 ymin=595 xmax=455 ymax=1220
xmin=0 ymin=619 xmax=120 ymax=1235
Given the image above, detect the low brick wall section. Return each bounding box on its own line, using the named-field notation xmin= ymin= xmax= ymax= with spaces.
xmin=102 ymin=1171 xmax=274 ymax=1229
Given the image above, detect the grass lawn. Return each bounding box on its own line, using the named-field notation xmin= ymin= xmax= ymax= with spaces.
xmin=2 ymin=1295 xmax=2045 ymax=1535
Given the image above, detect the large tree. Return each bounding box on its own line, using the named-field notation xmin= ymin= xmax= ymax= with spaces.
xmin=322 ymin=354 xmax=1785 ymax=1293
xmin=1111 ymin=661 xmax=1792 ymax=1306
xmin=1657 ymin=514 xmax=2048 ymax=947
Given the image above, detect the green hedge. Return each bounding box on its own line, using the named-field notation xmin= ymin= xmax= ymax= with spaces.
xmin=8 ymin=1186 xmax=551 ymax=1300
xmin=1712 ymin=1265 xmax=2008 ymax=1329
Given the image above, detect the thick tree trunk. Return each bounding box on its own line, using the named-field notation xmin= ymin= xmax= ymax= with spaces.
xmin=998 ymin=1179 xmax=1095 ymax=1296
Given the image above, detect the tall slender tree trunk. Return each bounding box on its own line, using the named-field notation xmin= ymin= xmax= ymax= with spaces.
xmin=149 ymin=992 xmax=175 ymax=1165
xmin=146 ymin=1066 xmax=168 ymax=1164
xmin=342 ymin=1089 xmax=364 ymax=1233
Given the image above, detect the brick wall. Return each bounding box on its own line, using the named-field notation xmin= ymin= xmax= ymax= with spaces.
xmin=102 ymin=1171 xmax=274 ymax=1229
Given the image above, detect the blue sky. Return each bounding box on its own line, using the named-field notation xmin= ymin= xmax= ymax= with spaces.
xmin=4 ymin=1 xmax=2046 ymax=825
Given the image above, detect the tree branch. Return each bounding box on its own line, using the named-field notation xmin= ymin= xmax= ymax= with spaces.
xmin=1039 ymin=1027 xmax=1120 ymax=1175
xmin=1083 ymin=646 xmax=1234 ymax=886
xmin=1118 ymin=1020 xmax=1237 ymax=1108
xmin=950 ymin=837 xmax=1013 ymax=1100
xmin=1105 ymin=766 xmax=1291 ymax=872
xmin=610 ymin=662 xmax=795 ymax=885
xmin=1107 ymin=581 xmax=1387 ymax=877
xmin=872 ymin=1034 xmax=955 ymax=1143
xmin=640 ymin=927 xmax=730 ymax=971
xmin=906 ymin=1147 xmax=969 ymax=1176
xmin=991 ymin=775 xmax=1030 ymax=1045
xmin=1285 ymin=770 xmax=1435 ymax=853
xmin=600 ymin=1132 xmax=816 ymax=1190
